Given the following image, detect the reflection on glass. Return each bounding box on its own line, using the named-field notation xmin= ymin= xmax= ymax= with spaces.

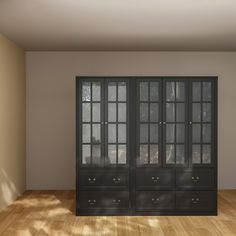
xmin=82 ymin=103 xmax=90 ymax=122
xmin=118 ymin=145 xmax=126 ymax=164
xmin=203 ymin=82 xmax=211 ymax=101
xmin=202 ymin=145 xmax=211 ymax=164
xmin=176 ymin=124 xmax=185 ymax=143
xmin=118 ymin=124 xmax=126 ymax=143
xmin=166 ymin=82 xmax=175 ymax=101
xmin=82 ymin=82 xmax=91 ymax=101
xmin=150 ymin=124 xmax=158 ymax=143
xmin=176 ymin=103 xmax=185 ymax=122
xmin=192 ymin=82 xmax=201 ymax=101
xmin=108 ymin=82 xmax=116 ymax=101
xmin=150 ymin=103 xmax=159 ymax=122
xmin=176 ymin=82 xmax=185 ymax=101
xmin=118 ymin=103 xmax=126 ymax=122
xmin=202 ymin=103 xmax=211 ymax=122
xmin=166 ymin=103 xmax=175 ymax=122
xmin=108 ymin=103 xmax=116 ymax=122
xmin=118 ymin=82 xmax=126 ymax=101
xmin=82 ymin=124 xmax=90 ymax=143
xmin=92 ymin=124 xmax=100 ymax=143
xmin=140 ymin=82 xmax=148 ymax=101
xmin=166 ymin=144 xmax=175 ymax=164
xmin=140 ymin=124 xmax=148 ymax=143
xmin=140 ymin=103 xmax=148 ymax=122
xmin=92 ymin=103 xmax=100 ymax=122
xmin=92 ymin=82 xmax=100 ymax=101
xmin=192 ymin=124 xmax=201 ymax=143
xmin=139 ymin=145 xmax=148 ymax=164
xmin=202 ymin=124 xmax=211 ymax=143
xmin=108 ymin=145 xmax=116 ymax=164
xmin=108 ymin=124 xmax=116 ymax=143
xmin=82 ymin=145 xmax=91 ymax=164
xmin=92 ymin=145 xmax=101 ymax=164
xmin=166 ymin=124 xmax=175 ymax=143
xmin=192 ymin=103 xmax=201 ymax=122
xmin=150 ymin=145 xmax=159 ymax=164
xmin=176 ymin=145 xmax=185 ymax=164
xmin=192 ymin=145 xmax=201 ymax=164
xmin=150 ymin=82 xmax=159 ymax=101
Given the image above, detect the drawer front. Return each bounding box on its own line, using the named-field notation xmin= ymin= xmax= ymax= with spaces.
xmin=136 ymin=191 xmax=175 ymax=211
xmin=79 ymin=172 xmax=128 ymax=188
xmin=136 ymin=169 xmax=175 ymax=190
xmin=79 ymin=191 xmax=129 ymax=209
xmin=176 ymin=191 xmax=216 ymax=212
xmin=176 ymin=169 xmax=215 ymax=190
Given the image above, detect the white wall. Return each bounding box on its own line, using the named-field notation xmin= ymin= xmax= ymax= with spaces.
xmin=26 ymin=52 xmax=236 ymax=190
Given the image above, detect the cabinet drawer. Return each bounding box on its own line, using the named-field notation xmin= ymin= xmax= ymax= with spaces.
xmin=176 ymin=191 xmax=216 ymax=212
xmin=79 ymin=172 xmax=128 ymax=188
xmin=136 ymin=169 xmax=175 ymax=190
xmin=176 ymin=169 xmax=215 ymax=190
xmin=79 ymin=191 xmax=129 ymax=209
xmin=136 ymin=191 xmax=175 ymax=211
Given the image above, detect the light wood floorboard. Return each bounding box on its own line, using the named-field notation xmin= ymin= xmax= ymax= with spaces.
xmin=0 ymin=190 xmax=235 ymax=236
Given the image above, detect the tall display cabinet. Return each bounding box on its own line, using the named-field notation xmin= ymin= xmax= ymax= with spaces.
xmin=76 ymin=77 xmax=217 ymax=216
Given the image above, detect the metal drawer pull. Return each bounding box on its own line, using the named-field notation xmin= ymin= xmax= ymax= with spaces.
xmin=151 ymin=176 xmax=160 ymax=182
xmin=88 ymin=199 xmax=96 ymax=205
xmin=112 ymin=177 xmax=121 ymax=183
xmin=191 ymin=198 xmax=200 ymax=204
xmin=88 ymin=178 xmax=96 ymax=183
xmin=151 ymin=198 xmax=160 ymax=204
xmin=112 ymin=199 xmax=121 ymax=204
xmin=191 ymin=176 xmax=200 ymax=182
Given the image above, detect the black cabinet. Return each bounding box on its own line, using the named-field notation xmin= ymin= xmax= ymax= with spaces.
xmin=76 ymin=77 xmax=217 ymax=216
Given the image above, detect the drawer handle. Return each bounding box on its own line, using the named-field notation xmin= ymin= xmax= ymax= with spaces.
xmin=112 ymin=177 xmax=121 ymax=184
xmin=191 ymin=198 xmax=200 ymax=204
xmin=112 ymin=199 xmax=121 ymax=205
xmin=151 ymin=198 xmax=160 ymax=204
xmin=88 ymin=178 xmax=96 ymax=184
xmin=191 ymin=176 xmax=200 ymax=182
xmin=151 ymin=176 xmax=160 ymax=182
xmin=88 ymin=199 xmax=96 ymax=205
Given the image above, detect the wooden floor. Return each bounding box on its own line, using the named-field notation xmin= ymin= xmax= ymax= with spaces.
xmin=0 ymin=190 xmax=236 ymax=236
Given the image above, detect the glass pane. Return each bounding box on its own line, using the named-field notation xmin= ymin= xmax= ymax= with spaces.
xmin=192 ymin=82 xmax=201 ymax=101
xmin=108 ymin=124 xmax=116 ymax=143
xmin=139 ymin=145 xmax=148 ymax=164
xmin=192 ymin=124 xmax=201 ymax=143
xmin=166 ymin=124 xmax=175 ymax=143
xmin=118 ymin=124 xmax=126 ymax=143
xmin=176 ymin=145 xmax=185 ymax=164
xmin=192 ymin=145 xmax=201 ymax=164
xmin=176 ymin=103 xmax=185 ymax=122
xmin=192 ymin=103 xmax=201 ymax=122
xmin=150 ymin=103 xmax=159 ymax=122
xmin=150 ymin=124 xmax=158 ymax=143
xmin=202 ymin=103 xmax=211 ymax=122
xmin=140 ymin=103 xmax=148 ymax=122
xmin=176 ymin=124 xmax=185 ymax=143
xmin=92 ymin=124 xmax=100 ymax=143
xmin=202 ymin=145 xmax=211 ymax=164
xmin=202 ymin=124 xmax=211 ymax=143
xmin=92 ymin=82 xmax=100 ymax=101
xmin=118 ymin=145 xmax=126 ymax=164
xmin=140 ymin=124 xmax=148 ymax=143
xmin=108 ymin=145 xmax=116 ymax=164
xmin=82 ymin=103 xmax=90 ymax=122
xmin=92 ymin=103 xmax=100 ymax=122
xmin=82 ymin=124 xmax=90 ymax=143
xmin=92 ymin=145 xmax=101 ymax=165
xmin=203 ymin=82 xmax=212 ymax=101
xmin=118 ymin=82 xmax=126 ymax=101
xmin=108 ymin=103 xmax=116 ymax=122
xmin=150 ymin=82 xmax=159 ymax=101
xmin=118 ymin=103 xmax=126 ymax=122
xmin=108 ymin=82 xmax=116 ymax=101
xmin=166 ymin=82 xmax=175 ymax=101
xmin=140 ymin=82 xmax=148 ymax=101
xmin=82 ymin=82 xmax=91 ymax=101
xmin=166 ymin=103 xmax=175 ymax=122
xmin=166 ymin=144 xmax=175 ymax=164
xmin=176 ymin=82 xmax=185 ymax=101
xmin=82 ymin=145 xmax=91 ymax=164
xmin=150 ymin=145 xmax=159 ymax=164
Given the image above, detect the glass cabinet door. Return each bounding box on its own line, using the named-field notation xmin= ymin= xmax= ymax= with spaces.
xmin=137 ymin=80 xmax=161 ymax=166
xmin=105 ymin=80 xmax=128 ymax=165
xmin=164 ymin=81 xmax=187 ymax=166
xmin=81 ymin=81 xmax=103 ymax=166
xmin=190 ymin=81 xmax=214 ymax=166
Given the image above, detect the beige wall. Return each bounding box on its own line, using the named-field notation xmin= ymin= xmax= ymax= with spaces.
xmin=0 ymin=35 xmax=26 ymax=209
xmin=26 ymin=52 xmax=236 ymax=190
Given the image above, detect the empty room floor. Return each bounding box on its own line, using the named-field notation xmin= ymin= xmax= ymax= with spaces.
xmin=0 ymin=190 xmax=235 ymax=236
